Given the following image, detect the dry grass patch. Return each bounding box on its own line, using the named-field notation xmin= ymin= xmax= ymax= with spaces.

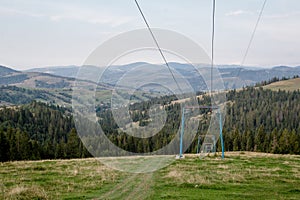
xmin=264 ymin=78 xmax=300 ymax=91
xmin=5 ymin=185 xmax=48 ymax=200
xmin=0 ymin=158 xmax=125 ymax=199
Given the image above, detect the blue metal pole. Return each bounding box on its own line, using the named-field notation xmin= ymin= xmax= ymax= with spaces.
xmin=218 ymin=109 xmax=225 ymax=159
xmin=179 ymin=107 xmax=185 ymax=158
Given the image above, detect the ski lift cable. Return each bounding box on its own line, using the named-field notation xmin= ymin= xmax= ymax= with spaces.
xmin=134 ymin=0 xmax=183 ymax=94
xmin=237 ymin=0 xmax=267 ymax=77
xmin=211 ymin=0 xmax=216 ymax=101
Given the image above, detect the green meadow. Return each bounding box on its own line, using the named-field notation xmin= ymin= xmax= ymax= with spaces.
xmin=1 ymin=152 xmax=300 ymax=200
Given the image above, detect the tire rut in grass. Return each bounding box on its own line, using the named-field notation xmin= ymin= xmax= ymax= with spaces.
xmin=125 ymin=173 xmax=153 ymax=200
xmin=97 ymin=173 xmax=154 ymax=200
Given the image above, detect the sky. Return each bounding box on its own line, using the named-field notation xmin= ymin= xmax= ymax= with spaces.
xmin=0 ymin=0 xmax=299 ymax=70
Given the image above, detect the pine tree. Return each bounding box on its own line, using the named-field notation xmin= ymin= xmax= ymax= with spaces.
xmin=278 ymin=129 xmax=290 ymax=154
xmin=246 ymin=130 xmax=253 ymax=151
xmin=255 ymin=125 xmax=265 ymax=152
xmin=233 ymin=129 xmax=240 ymax=151
xmin=0 ymin=130 xmax=9 ymax=162
xmin=290 ymin=130 xmax=298 ymax=154
xmin=270 ymin=128 xmax=279 ymax=153
xmin=66 ymin=128 xmax=80 ymax=158
xmin=55 ymin=139 xmax=66 ymax=159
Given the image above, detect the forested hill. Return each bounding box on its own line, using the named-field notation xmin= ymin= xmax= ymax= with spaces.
xmin=0 ymin=102 xmax=90 ymax=162
xmin=0 ymin=65 xmax=17 ymax=76
xmin=0 ymin=80 xmax=300 ymax=162
xmin=222 ymin=87 xmax=300 ymax=154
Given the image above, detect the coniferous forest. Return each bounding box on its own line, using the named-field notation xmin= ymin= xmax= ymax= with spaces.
xmin=0 ymin=82 xmax=300 ymax=162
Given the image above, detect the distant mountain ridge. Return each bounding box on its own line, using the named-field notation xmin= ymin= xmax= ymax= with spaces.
xmin=1 ymin=63 xmax=299 ymax=106
xmin=26 ymin=63 xmax=300 ymax=90
xmin=0 ymin=65 xmax=109 ymax=106
xmin=26 ymin=65 xmax=80 ymax=79
xmin=0 ymin=65 xmax=18 ymax=76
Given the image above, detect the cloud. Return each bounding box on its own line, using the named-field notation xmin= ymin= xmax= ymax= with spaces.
xmin=264 ymin=11 xmax=300 ymax=19
xmin=0 ymin=5 xmax=133 ymax=27
xmin=226 ymin=9 xmax=300 ymax=19
xmin=0 ymin=6 xmax=44 ymax=18
xmin=49 ymin=12 xmax=133 ymax=27
xmin=48 ymin=4 xmax=133 ymax=27
xmin=225 ymin=10 xmax=254 ymax=17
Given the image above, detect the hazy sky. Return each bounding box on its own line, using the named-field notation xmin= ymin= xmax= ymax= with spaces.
xmin=0 ymin=0 xmax=299 ymax=70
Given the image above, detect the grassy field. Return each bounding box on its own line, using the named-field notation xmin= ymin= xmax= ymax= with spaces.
xmin=263 ymin=78 xmax=300 ymax=91
xmin=1 ymin=152 xmax=300 ymax=200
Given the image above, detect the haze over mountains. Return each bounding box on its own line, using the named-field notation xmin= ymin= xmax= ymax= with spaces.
xmin=1 ymin=63 xmax=300 ymax=106
xmin=0 ymin=65 xmax=92 ymax=106
xmin=26 ymin=63 xmax=300 ymax=89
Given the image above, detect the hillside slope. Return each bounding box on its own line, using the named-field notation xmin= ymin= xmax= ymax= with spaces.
xmin=0 ymin=65 xmax=111 ymax=106
xmin=263 ymin=78 xmax=300 ymax=91
xmin=0 ymin=65 xmax=17 ymax=76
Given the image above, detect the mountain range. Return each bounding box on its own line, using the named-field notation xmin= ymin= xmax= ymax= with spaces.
xmin=26 ymin=63 xmax=300 ymax=90
xmin=1 ymin=63 xmax=300 ymax=106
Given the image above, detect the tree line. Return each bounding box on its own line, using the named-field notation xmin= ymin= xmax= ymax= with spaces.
xmin=0 ymin=101 xmax=90 ymax=162
xmin=0 ymin=79 xmax=300 ymax=162
xmin=217 ymin=86 xmax=300 ymax=154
